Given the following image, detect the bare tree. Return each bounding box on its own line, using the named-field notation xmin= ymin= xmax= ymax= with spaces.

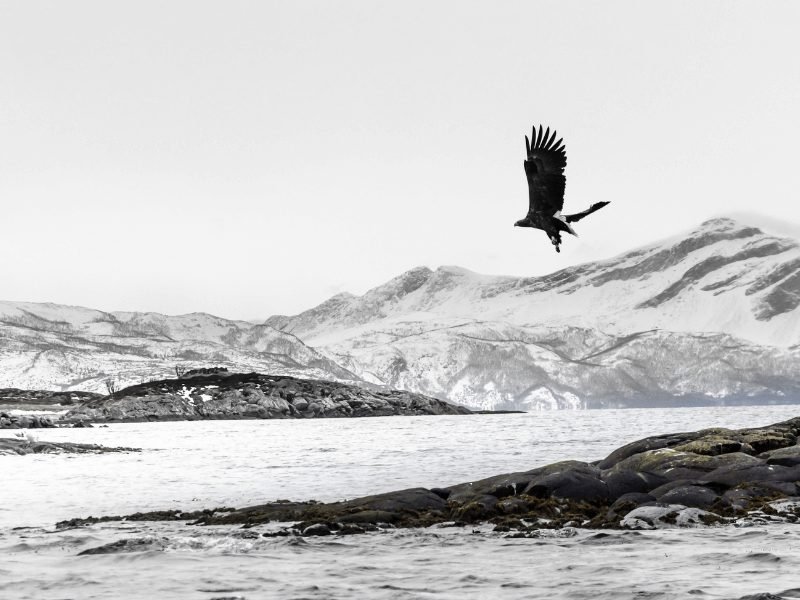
xmin=104 ymin=378 xmax=117 ymax=397
xmin=174 ymin=365 xmax=187 ymax=379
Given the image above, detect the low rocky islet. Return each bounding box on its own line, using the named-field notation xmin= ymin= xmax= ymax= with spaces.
xmin=61 ymin=370 xmax=471 ymax=423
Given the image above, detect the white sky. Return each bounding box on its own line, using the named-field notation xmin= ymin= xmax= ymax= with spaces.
xmin=2 ymin=1 xmax=799 ymax=320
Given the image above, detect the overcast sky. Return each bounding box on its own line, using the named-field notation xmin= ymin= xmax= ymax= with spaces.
xmin=2 ymin=1 xmax=799 ymax=319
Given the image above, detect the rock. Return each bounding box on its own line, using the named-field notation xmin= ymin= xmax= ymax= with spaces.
xmin=452 ymin=495 xmax=498 ymax=522
xmin=608 ymin=449 xmax=761 ymax=482
xmin=741 ymin=429 xmax=797 ymax=454
xmin=56 ymin=508 xmax=235 ymax=529
xmin=202 ymin=487 xmax=448 ymax=529
xmin=524 ymin=469 xmax=609 ymax=503
xmin=337 ymin=523 xmax=367 ymax=535
xmin=613 ymin=492 xmax=656 ymax=507
xmin=496 ymin=497 xmax=531 ymax=515
xmin=597 ymin=432 xmax=703 ymax=469
xmin=182 ymin=367 xmax=228 ymax=378
xmin=620 ymin=504 xmax=724 ymax=529
xmin=601 ymin=470 xmax=668 ymax=498
xmin=338 ymin=510 xmax=398 ymax=525
xmin=704 ymin=463 xmax=800 ymax=487
xmin=15 ymin=416 xmax=32 ymax=428
xmin=301 ymin=523 xmax=332 ymax=536
xmin=429 ymin=487 xmax=450 ymax=500
xmin=673 ymin=433 xmax=750 ymax=456
xmin=78 ymin=536 xmax=167 ymax=555
xmin=761 ymin=445 xmax=800 ymax=467
xmin=657 ymin=485 xmax=721 ymax=509
xmin=606 ymin=493 xmax=657 ymax=520
xmin=721 ymin=483 xmax=793 ymax=511
xmin=446 ymin=460 xmax=590 ymax=503
xmin=0 ymin=438 xmax=139 ymax=456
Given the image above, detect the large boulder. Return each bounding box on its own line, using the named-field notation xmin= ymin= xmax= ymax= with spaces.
xmin=601 ymin=470 xmax=669 ymax=498
xmin=760 ymin=445 xmax=800 ymax=467
xmin=524 ymin=469 xmax=610 ymax=503
xmin=656 ymin=484 xmax=721 ymax=510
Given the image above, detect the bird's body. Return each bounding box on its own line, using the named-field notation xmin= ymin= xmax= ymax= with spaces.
xmin=514 ymin=125 xmax=609 ymax=252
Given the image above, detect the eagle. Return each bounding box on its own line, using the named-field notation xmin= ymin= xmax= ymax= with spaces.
xmin=514 ymin=125 xmax=609 ymax=252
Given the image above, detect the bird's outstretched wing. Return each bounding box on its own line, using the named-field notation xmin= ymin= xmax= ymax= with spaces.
xmin=524 ymin=125 xmax=567 ymax=216
xmin=564 ymin=201 xmax=611 ymax=223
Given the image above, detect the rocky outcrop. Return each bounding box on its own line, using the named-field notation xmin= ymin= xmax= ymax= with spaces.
xmin=202 ymin=416 xmax=800 ymax=533
xmin=63 ymin=416 xmax=800 ymax=537
xmin=0 ymin=388 xmax=102 ymax=406
xmin=0 ymin=388 xmax=102 ymax=428
xmin=62 ymin=371 xmax=471 ymax=423
xmin=0 ymin=412 xmax=56 ymax=429
xmin=0 ymin=437 xmax=139 ymax=456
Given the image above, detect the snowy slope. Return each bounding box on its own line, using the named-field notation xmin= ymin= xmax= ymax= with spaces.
xmin=266 ymin=218 xmax=800 ymax=409
xmin=267 ymin=218 xmax=800 ymax=347
xmin=0 ymin=305 xmax=358 ymax=392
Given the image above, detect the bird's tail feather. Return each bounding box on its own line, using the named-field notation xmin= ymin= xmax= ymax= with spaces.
xmin=564 ymin=201 xmax=610 ymax=223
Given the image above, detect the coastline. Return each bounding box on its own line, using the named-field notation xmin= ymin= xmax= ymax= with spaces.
xmin=55 ymin=415 xmax=800 ymax=539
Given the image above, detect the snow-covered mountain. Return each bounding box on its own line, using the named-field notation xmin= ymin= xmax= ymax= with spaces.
xmin=1 ymin=217 xmax=797 ymax=409
xmin=265 ymin=218 xmax=800 ymax=410
xmin=0 ymin=304 xmax=357 ymax=392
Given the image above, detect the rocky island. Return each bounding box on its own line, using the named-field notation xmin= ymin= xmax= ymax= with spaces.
xmin=61 ymin=416 xmax=800 ymax=537
xmin=0 ymin=437 xmax=139 ymax=456
xmin=62 ymin=369 xmax=471 ymax=423
xmin=0 ymin=388 xmax=102 ymax=429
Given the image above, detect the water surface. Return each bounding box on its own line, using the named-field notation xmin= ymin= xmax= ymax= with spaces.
xmin=2 ymin=406 xmax=799 ymax=599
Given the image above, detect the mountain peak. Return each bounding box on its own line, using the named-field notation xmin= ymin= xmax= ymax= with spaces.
xmin=368 ymin=266 xmax=433 ymax=299
xmin=697 ymin=217 xmax=762 ymax=236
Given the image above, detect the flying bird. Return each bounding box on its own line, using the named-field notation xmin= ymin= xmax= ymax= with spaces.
xmin=514 ymin=125 xmax=610 ymax=252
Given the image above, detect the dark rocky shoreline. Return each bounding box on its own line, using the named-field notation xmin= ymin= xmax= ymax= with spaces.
xmin=58 ymin=416 xmax=800 ymax=539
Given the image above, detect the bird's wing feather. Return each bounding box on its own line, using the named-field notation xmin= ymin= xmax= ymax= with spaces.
xmin=524 ymin=125 xmax=567 ymax=216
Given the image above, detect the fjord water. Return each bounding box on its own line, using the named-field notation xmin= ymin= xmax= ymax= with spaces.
xmin=3 ymin=406 xmax=800 ymax=600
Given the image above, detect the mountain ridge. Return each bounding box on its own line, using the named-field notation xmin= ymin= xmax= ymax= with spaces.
xmin=0 ymin=216 xmax=798 ymax=409
xmin=267 ymin=218 xmax=799 ymax=348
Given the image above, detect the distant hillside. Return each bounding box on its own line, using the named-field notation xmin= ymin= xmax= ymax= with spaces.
xmin=0 ymin=304 xmax=358 ymax=392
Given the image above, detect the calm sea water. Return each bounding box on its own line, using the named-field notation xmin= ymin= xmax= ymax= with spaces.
xmin=2 ymin=406 xmax=800 ymax=599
